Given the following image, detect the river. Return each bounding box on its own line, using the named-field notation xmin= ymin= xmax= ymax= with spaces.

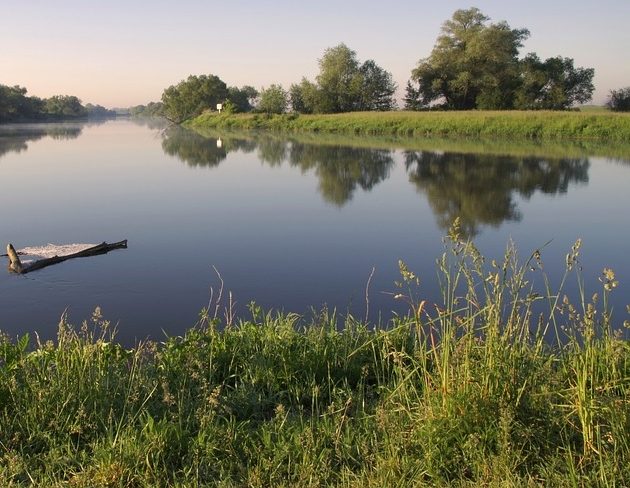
xmin=1 ymin=119 xmax=628 ymax=344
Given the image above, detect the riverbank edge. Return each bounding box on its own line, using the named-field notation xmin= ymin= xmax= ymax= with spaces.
xmin=187 ymin=110 xmax=630 ymax=142
xmin=2 ymin=233 xmax=629 ymax=486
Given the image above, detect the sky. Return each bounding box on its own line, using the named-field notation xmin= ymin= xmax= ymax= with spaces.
xmin=2 ymin=0 xmax=628 ymax=108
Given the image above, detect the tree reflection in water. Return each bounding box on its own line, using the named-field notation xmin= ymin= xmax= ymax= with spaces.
xmin=161 ymin=127 xmax=591 ymax=234
xmin=405 ymin=151 xmax=589 ymax=236
xmin=161 ymin=128 xmax=394 ymax=206
xmin=161 ymin=126 xmax=256 ymax=168
xmin=287 ymin=143 xmax=394 ymax=206
xmin=0 ymin=124 xmax=82 ymax=159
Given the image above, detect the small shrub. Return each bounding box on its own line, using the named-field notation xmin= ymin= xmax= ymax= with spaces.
xmin=607 ymin=87 xmax=630 ymax=112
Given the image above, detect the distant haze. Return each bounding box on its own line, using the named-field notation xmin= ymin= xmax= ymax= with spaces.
xmin=2 ymin=0 xmax=628 ymax=107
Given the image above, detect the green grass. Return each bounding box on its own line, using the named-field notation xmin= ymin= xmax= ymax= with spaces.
xmin=187 ymin=110 xmax=630 ymax=142
xmin=191 ymin=125 xmax=630 ymax=161
xmin=579 ymin=105 xmax=610 ymax=114
xmin=1 ymin=226 xmax=630 ymax=486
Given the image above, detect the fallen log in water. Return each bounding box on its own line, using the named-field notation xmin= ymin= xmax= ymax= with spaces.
xmin=6 ymin=240 xmax=127 ymax=274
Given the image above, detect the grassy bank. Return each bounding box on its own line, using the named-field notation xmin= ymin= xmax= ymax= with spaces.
xmin=1 ymin=229 xmax=630 ymax=486
xmin=191 ymin=125 xmax=630 ymax=161
xmin=187 ymin=110 xmax=630 ymax=142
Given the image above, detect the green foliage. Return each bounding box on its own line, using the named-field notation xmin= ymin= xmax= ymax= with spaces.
xmin=410 ymin=8 xmax=529 ymax=110
xmin=161 ymin=74 xmax=228 ymax=123
xmin=358 ymin=59 xmax=397 ymax=111
xmin=516 ymin=54 xmax=595 ymax=109
xmin=291 ymin=44 xmax=396 ymax=114
xmin=607 ymin=86 xmax=630 ymax=112
xmin=44 ymin=95 xmax=88 ymax=118
xmin=129 ymin=101 xmax=164 ymax=118
xmin=289 ymin=77 xmax=320 ymax=114
xmin=257 ymin=84 xmax=288 ymax=114
xmin=404 ymin=80 xmax=424 ymax=110
xmin=408 ymin=8 xmax=594 ymax=110
xmin=84 ymin=103 xmax=117 ymax=119
xmin=0 ymin=84 xmax=91 ymax=122
xmin=0 ymin=85 xmax=43 ymax=122
xmin=1 ymin=239 xmax=630 ymax=486
xmin=227 ymin=85 xmax=258 ymax=113
xmin=316 ymin=43 xmax=364 ymax=113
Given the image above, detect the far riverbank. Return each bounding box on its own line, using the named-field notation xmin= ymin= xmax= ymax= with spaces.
xmin=187 ymin=110 xmax=630 ymax=142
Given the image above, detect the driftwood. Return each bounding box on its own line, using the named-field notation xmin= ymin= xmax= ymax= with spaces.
xmin=6 ymin=240 xmax=127 ymax=274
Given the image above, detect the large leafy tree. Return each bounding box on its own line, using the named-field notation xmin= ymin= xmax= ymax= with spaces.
xmin=293 ymin=44 xmax=396 ymax=113
xmin=316 ymin=43 xmax=364 ymax=113
xmin=409 ymin=8 xmax=529 ymax=110
xmin=358 ymin=60 xmax=397 ymax=111
xmin=161 ymin=74 xmax=228 ymax=123
xmin=407 ymin=8 xmax=594 ymax=110
xmin=515 ymin=54 xmax=594 ymax=109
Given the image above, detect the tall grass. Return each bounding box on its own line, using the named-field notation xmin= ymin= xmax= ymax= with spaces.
xmin=187 ymin=110 xmax=630 ymax=142
xmin=1 ymin=225 xmax=629 ymax=486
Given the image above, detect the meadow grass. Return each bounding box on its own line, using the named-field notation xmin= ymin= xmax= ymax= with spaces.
xmin=188 ymin=110 xmax=630 ymax=143
xmin=1 ymin=225 xmax=629 ymax=487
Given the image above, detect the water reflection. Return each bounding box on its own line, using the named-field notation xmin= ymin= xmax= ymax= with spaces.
xmin=0 ymin=124 xmax=83 ymax=159
xmin=161 ymin=127 xmax=255 ymax=168
xmin=162 ymin=128 xmax=394 ymax=205
xmin=405 ymin=151 xmax=590 ymax=236
xmin=162 ymin=129 xmax=227 ymax=167
xmin=287 ymin=144 xmax=394 ymax=206
xmin=2 ymin=119 xmax=629 ymax=344
xmin=130 ymin=117 xmax=171 ymax=131
xmin=160 ymin=128 xmax=591 ymax=231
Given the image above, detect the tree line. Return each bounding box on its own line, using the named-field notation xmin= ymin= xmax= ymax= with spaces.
xmin=156 ymin=42 xmax=397 ymax=123
xmin=8 ymin=7 xmax=624 ymax=125
xmin=152 ymin=7 xmax=629 ymax=123
xmin=0 ymin=84 xmax=117 ymax=123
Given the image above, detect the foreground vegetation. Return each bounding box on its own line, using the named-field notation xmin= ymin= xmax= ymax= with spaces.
xmin=188 ymin=110 xmax=630 ymax=142
xmin=1 ymin=227 xmax=629 ymax=487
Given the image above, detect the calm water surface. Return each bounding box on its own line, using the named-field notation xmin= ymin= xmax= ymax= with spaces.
xmin=1 ymin=120 xmax=629 ymax=344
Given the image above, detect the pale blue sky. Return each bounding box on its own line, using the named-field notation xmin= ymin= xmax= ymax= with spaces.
xmin=2 ymin=0 xmax=628 ymax=107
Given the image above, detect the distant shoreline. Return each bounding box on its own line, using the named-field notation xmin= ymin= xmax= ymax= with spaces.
xmin=0 ymin=114 xmax=123 ymax=125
